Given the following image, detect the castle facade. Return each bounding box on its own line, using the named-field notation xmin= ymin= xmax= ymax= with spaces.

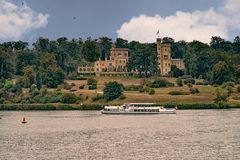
xmin=78 ymin=38 xmax=184 ymax=76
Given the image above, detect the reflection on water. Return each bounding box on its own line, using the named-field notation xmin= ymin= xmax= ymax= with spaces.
xmin=0 ymin=110 xmax=240 ymax=160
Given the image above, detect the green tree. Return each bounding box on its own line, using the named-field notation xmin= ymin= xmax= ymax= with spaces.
xmin=128 ymin=44 xmax=159 ymax=77
xmin=61 ymin=93 xmax=78 ymax=104
xmin=23 ymin=65 xmax=35 ymax=88
xmin=176 ymin=78 xmax=183 ymax=86
xmin=36 ymin=71 xmax=42 ymax=90
xmin=103 ymin=81 xmax=123 ymax=101
xmin=0 ymin=49 xmax=14 ymax=79
xmin=40 ymin=54 xmax=65 ymax=88
xmin=210 ymin=61 xmax=232 ymax=85
xmin=170 ymin=65 xmax=184 ymax=77
xmin=16 ymin=50 xmax=39 ymax=75
xmin=81 ymin=38 xmax=99 ymax=62
xmin=99 ymin=37 xmax=112 ymax=60
xmin=115 ymin=38 xmax=128 ymax=48
xmin=214 ymin=88 xmax=228 ymax=107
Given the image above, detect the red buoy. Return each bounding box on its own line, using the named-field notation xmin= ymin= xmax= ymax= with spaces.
xmin=21 ymin=117 xmax=27 ymax=124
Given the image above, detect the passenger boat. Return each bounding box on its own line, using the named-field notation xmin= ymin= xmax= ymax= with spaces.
xmin=101 ymin=103 xmax=176 ymax=114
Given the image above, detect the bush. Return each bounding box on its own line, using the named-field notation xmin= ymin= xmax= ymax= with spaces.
xmin=138 ymin=87 xmax=145 ymax=93
xmin=151 ymin=78 xmax=174 ymax=88
xmin=87 ymin=78 xmax=97 ymax=86
xmin=88 ymin=85 xmax=97 ymax=90
xmin=168 ymin=90 xmax=189 ymax=95
xmin=103 ymin=81 xmax=123 ymax=101
xmin=237 ymin=86 xmax=240 ymax=93
xmin=184 ymin=78 xmax=195 ymax=85
xmin=124 ymin=85 xmax=143 ymax=91
xmin=226 ymin=86 xmax=233 ymax=97
xmin=119 ymin=94 xmax=126 ymax=99
xmin=176 ymin=78 xmax=183 ymax=87
xmin=222 ymin=82 xmax=235 ymax=88
xmin=79 ymin=85 xmax=85 ymax=89
xmin=145 ymin=86 xmax=150 ymax=93
xmin=149 ymin=89 xmax=155 ymax=95
xmin=91 ymin=94 xmax=104 ymax=101
xmin=48 ymin=96 xmax=61 ymax=103
xmin=61 ymin=93 xmax=78 ymax=104
xmin=189 ymin=88 xmax=200 ymax=94
xmin=63 ymin=82 xmax=73 ymax=90
xmin=79 ymin=104 xmax=103 ymax=110
xmin=196 ymin=82 xmax=203 ymax=85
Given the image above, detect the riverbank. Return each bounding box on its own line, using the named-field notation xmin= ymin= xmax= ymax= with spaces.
xmin=0 ymin=103 xmax=240 ymax=111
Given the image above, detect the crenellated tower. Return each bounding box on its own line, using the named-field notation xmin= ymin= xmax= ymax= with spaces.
xmin=157 ymin=38 xmax=171 ymax=75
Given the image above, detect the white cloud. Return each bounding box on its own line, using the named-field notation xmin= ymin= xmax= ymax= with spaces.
xmin=0 ymin=0 xmax=49 ymax=41
xmin=117 ymin=0 xmax=240 ymax=43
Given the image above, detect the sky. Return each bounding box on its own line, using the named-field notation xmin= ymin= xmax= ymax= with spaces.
xmin=0 ymin=0 xmax=240 ymax=44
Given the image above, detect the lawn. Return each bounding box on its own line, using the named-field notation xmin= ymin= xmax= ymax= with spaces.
xmin=58 ymin=76 xmax=240 ymax=104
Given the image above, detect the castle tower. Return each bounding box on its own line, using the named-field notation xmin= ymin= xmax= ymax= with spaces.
xmin=157 ymin=38 xmax=172 ymax=75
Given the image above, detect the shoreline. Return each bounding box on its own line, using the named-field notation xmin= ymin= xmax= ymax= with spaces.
xmin=0 ymin=103 xmax=240 ymax=111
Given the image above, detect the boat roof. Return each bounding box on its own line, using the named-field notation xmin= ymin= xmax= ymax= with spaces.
xmin=127 ymin=103 xmax=156 ymax=105
xmin=104 ymin=106 xmax=119 ymax=109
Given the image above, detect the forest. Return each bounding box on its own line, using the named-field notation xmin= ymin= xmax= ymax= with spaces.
xmin=0 ymin=36 xmax=240 ymax=104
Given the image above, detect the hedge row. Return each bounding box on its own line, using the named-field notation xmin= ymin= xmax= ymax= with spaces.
xmin=0 ymin=104 xmax=103 ymax=111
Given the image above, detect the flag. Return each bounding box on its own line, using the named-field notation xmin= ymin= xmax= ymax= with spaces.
xmin=156 ymin=30 xmax=159 ymax=35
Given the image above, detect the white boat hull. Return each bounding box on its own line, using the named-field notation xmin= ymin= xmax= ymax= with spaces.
xmin=101 ymin=110 xmax=176 ymax=114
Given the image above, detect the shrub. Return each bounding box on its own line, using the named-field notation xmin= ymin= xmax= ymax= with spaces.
xmin=168 ymin=90 xmax=189 ymax=95
xmin=61 ymin=93 xmax=78 ymax=104
xmin=103 ymin=81 xmax=123 ymax=101
xmin=237 ymin=86 xmax=240 ymax=93
xmin=226 ymin=86 xmax=233 ymax=97
xmin=189 ymin=88 xmax=200 ymax=94
xmin=48 ymin=97 xmax=61 ymax=103
xmin=138 ymin=87 xmax=145 ymax=93
xmin=222 ymin=82 xmax=235 ymax=88
xmin=88 ymin=85 xmax=97 ymax=90
xmin=184 ymin=78 xmax=195 ymax=85
xmin=145 ymin=86 xmax=150 ymax=93
xmin=119 ymin=94 xmax=126 ymax=99
xmin=181 ymin=75 xmax=192 ymax=79
xmin=124 ymin=85 xmax=143 ymax=91
xmin=176 ymin=78 xmax=183 ymax=87
xmin=149 ymin=89 xmax=155 ymax=95
xmin=196 ymin=82 xmax=203 ymax=85
xmin=79 ymin=85 xmax=85 ymax=89
xmin=91 ymin=94 xmax=104 ymax=101
xmin=187 ymin=83 xmax=193 ymax=88
xmin=87 ymin=78 xmax=97 ymax=86
xmin=151 ymin=78 xmax=174 ymax=88
xmin=63 ymin=82 xmax=73 ymax=90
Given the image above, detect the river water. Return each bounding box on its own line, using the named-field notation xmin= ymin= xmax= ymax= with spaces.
xmin=0 ymin=110 xmax=240 ymax=160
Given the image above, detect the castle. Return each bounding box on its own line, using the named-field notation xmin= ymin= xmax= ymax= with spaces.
xmin=78 ymin=38 xmax=184 ymax=76
xmin=78 ymin=44 xmax=129 ymax=76
xmin=156 ymin=38 xmax=184 ymax=75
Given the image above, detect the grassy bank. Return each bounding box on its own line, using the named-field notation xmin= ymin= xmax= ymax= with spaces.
xmin=0 ymin=103 xmax=239 ymax=111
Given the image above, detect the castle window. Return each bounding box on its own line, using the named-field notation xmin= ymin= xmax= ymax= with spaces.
xmin=124 ymin=53 xmax=127 ymax=56
xmin=120 ymin=60 xmax=122 ymax=63
xmin=118 ymin=53 xmax=121 ymax=56
xmin=123 ymin=60 xmax=125 ymax=63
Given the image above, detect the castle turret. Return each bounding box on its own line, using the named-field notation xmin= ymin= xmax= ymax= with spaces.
xmin=156 ymin=38 xmax=171 ymax=75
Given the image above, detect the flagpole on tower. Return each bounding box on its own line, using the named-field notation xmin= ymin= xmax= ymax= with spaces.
xmin=156 ymin=29 xmax=160 ymax=38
